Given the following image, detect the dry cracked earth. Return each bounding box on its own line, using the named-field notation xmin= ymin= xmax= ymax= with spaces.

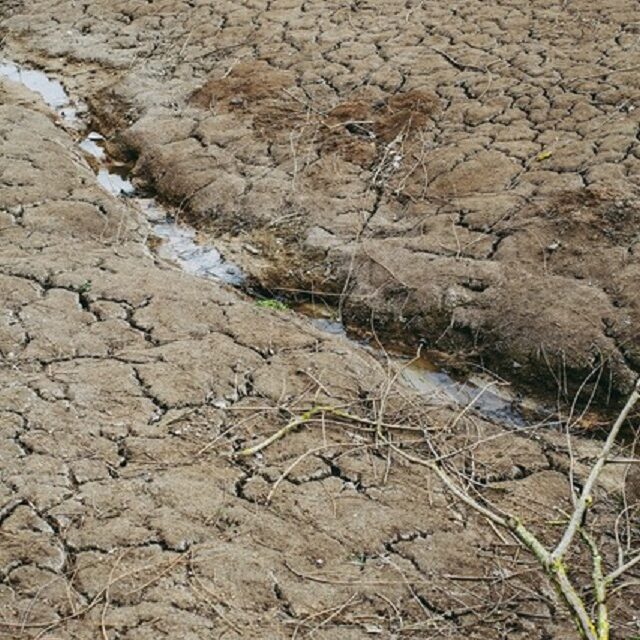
xmin=1 ymin=1 xmax=640 ymax=639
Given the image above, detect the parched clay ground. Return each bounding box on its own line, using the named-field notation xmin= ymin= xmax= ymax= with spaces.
xmin=0 ymin=80 xmax=593 ymax=639
xmin=2 ymin=74 xmax=639 ymax=640
xmin=2 ymin=0 xmax=639 ymax=400
xmin=1 ymin=2 xmax=640 ymax=639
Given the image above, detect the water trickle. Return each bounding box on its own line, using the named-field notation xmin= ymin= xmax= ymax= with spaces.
xmin=79 ymin=132 xmax=106 ymax=160
xmin=0 ymin=60 xmax=82 ymax=124
xmin=153 ymin=220 xmax=245 ymax=285
xmin=97 ymin=168 xmax=136 ymax=196
xmin=294 ymin=302 xmax=347 ymax=337
xmin=80 ymin=131 xmax=137 ymax=196
xmin=77 ymin=132 xmax=244 ymax=283
xmin=400 ymin=357 xmax=526 ymax=426
xmin=1 ymin=60 xmax=245 ymax=286
xmin=294 ymin=302 xmax=527 ymax=424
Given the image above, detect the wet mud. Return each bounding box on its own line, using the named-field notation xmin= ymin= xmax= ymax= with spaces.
xmin=1 ymin=57 xmax=526 ymax=425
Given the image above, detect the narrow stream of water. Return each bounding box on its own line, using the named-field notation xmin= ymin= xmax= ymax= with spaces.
xmin=0 ymin=60 xmax=82 ymax=124
xmin=0 ymin=60 xmax=530 ymax=426
xmin=79 ymin=133 xmax=246 ymax=285
xmin=0 ymin=60 xmax=244 ymax=285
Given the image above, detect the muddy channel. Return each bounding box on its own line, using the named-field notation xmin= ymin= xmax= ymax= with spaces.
xmin=1 ymin=59 xmax=536 ymax=428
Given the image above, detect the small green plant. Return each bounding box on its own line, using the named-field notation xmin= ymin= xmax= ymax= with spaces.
xmin=256 ymin=299 xmax=288 ymax=312
xmin=78 ymin=280 xmax=92 ymax=294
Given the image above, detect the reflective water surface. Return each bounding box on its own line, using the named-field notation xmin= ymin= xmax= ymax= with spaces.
xmin=0 ymin=61 xmax=81 ymax=123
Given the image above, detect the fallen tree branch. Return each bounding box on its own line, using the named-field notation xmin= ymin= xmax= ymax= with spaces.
xmin=552 ymin=380 xmax=640 ymax=563
xmin=390 ymin=378 xmax=640 ymax=640
xmin=236 ymin=406 xmax=332 ymax=457
xmin=238 ymin=378 xmax=640 ymax=639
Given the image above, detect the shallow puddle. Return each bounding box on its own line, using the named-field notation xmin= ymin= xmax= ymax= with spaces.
xmin=96 ymin=167 xmax=136 ymax=196
xmin=79 ymin=131 xmax=106 ymax=160
xmin=0 ymin=60 xmax=82 ymax=124
xmin=294 ymin=302 xmax=347 ymax=336
xmin=78 ymin=131 xmax=136 ymax=196
xmin=400 ymin=356 xmax=526 ymax=426
xmin=153 ymin=219 xmax=245 ymax=284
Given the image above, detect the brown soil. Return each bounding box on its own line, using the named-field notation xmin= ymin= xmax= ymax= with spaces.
xmin=3 ymin=0 xmax=634 ymax=404
xmin=1 ymin=2 xmax=640 ymax=638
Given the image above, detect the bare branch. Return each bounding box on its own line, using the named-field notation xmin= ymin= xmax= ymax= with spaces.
xmin=238 ymin=375 xmax=640 ymax=640
xmin=605 ymin=552 xmax=640 ymax=585
xmin=237 ymin=405 xmax=332 ymax=457
xmin=389 ymin=443 xmax=602 ymax=640
xmin=580 ymin=529 xmax=609 ymax=638
xmin=388 ymin=443 xmax=509 ymax=529
xmin=552 ymin=379 xmax=640 ymax=562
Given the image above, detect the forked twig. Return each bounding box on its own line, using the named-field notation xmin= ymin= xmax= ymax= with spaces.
xmin=391 ymin=379 xmax=640 ymax=640
xmin=243 ymin=376 xmax=640 ymax=640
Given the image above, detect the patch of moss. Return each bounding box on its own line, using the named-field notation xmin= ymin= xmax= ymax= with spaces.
xmin=256 ymin=299 xmax=289 ymax=312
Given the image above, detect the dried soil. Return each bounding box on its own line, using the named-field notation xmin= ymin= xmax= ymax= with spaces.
xmin=1 ymin=2 xmax=640 ymax=638
xmin=3 ymin=0 xmax=638 ymax=401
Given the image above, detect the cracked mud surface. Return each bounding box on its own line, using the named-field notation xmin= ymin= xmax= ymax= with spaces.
xmin=1 ymin=2 xmax=640 ymax=639
xmin=0 ymin=80 xmax=639 ymax=640
xmin=2 ymin=0 xmax=639 ymax=401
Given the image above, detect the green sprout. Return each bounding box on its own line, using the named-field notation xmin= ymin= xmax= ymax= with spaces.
xmin=256 ymin=299 xmax=289 ymax=312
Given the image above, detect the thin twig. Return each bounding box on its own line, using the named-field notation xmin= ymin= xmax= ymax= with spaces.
xmin=605 ymin=552 xmax=640 ymax=585
xmin=237 ymin=405 xmax=331 ymax=457
xmin=552 ymin=379 xmax=640 ymax=562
